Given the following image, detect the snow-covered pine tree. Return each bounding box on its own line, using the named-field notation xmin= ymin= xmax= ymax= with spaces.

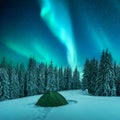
xmin=95 ymin=49 xmax=116 ymax=96
xmin=9 ymin=65 xmax=20 ymax=99
xmin=67 ymin=67 xmax=72 ymax=90
xmin=110 ymin=62 xmax=116 ymax=96
xmin=63 ymin=67 xmax=67 ymax=90
xmin=64 ymin=67 xmax=72 ymax=90
xmin=0 ymin=79 xmax=2 ymax=100
xmin=18 ymin=63 xmax=25 ymax=97
xmin=58 ymin=67 xmax=64 ymax=91
xmin=44 ymin=63 xmax=48 ymax=92
xmin=114 ymin=63 xmax=120 ymax=96
xmin=46 ymin=61 xmax=55 ymax=91
xmin=82 ymin=59 xmax=90 ymax=91
xmin=0 ymin=68 xmax=10 ymax=101
xmin=89 ymin=58 xmax=99 ymax=95
xmin=37 ymin=63 xmax=45 ymax=94
xmin=26 ymin=57 xmax=38 ymax=96
xmin=53 ymin=66 xmax=59 ymax=91
xmin=72 ymin=67 xmax=81 ymax=89
xmin=82 ymin=58 xmax=98 ymax=94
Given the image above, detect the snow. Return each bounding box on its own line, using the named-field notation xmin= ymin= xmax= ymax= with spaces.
xmin=0 ymin=90 xmax=120 ymax=120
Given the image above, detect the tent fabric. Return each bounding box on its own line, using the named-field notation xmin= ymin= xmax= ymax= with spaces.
xmin=36 ymin=91 xmax=68 ymax=107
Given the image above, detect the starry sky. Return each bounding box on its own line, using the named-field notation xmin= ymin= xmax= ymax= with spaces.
xmin=0 ymin=0 xmax=120 ymax=71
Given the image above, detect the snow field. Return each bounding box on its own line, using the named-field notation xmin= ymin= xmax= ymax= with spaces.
xmin=0 ymin=90 xmax=120 ymax=120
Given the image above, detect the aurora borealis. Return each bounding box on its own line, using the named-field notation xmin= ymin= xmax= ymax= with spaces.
xmin=40 ymin=0 xmax=77 ymax=70
xmin=0 ymin=0 xmax=120 ymax=71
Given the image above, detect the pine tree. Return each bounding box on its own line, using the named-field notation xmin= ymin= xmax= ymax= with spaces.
xmin=26 ymin=57 xmax=38 ymax=96
xmin=9 ymin=66 xmax=20 ymax=99
xmin=37 ymin=63 xmax=45 ymax=94
xmin=58 ymin=67 xmax=64 ymax=91
xmin=82 ymin=58 xmax=98 ymax=94
xmin=19 ymin=63 xmax=25 ymax=97
xmin=82 ymin=59 xmax=90 ymax=91
xmin=0 ymin=68 xmax=10 ymax=101
xmin=46 ymin=61 xmax=55 ymax=91
xmin=63 ymin=67 xmax=67 ymax=90
xmin=54 ymin=66 xmax=59 ymax=91
xmin=89 ymin=58 xmax=98 ymax=95
xmin=95 ymin=49 xmax=116 ymax=96
xmin=72 ymin=67 xmax=81 ymax=89
xmin=63 ymin=67 xmax=72 ymax=90
xmin=67 ymin=67 xmax=72 ymax=90
xmin=0 ymin=80 xmax=2 ymax=100
xmin=44 ymin=63 xmax=48 ymax=92
xmin=114 ymin=63 xmax=120 ymax=96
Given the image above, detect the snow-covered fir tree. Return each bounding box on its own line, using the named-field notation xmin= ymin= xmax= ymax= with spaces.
xmin=46 ymin=61 xmax=55 ymax=91
xmin=63 ymin=67 xmax=67 ymax=90
xmin=89 ymin=58 xmax=98 ymax=95
xmin=0 ymin=68 xmax=10 ymax=101
xmin=82 ymin=58 xmax=98 ymax=94
xmin=0 ymin=79 xmax=2 ymax=100
xmin=114 ymin=63 xmax=120 ymax=96
xmin=95 ymin=49 xmax=116 ymax=96
xmin=9 ymin=65 xmax=20 ymax=99
xmin=58 ymin=67 xmax=64 ymax=91
xmin=67 ymin=67 xmax=72 ymax=90
xmin=82 ymin=59 xmax=90 ymax=91
xmin=72 ymin=67 xmax=81 ymax=89
xmin=37 ymin=63 xmax=45 ymax=94
xmin=63 ymin=67 xmax=72 ymax=90
xmin=53 ymin=66 xmax=59 ymax=91
xmin=44 ymin=63 xmax=48 ymax=92
xmin=18 ymin=63 xmax=25 ymax=97
xmin=26 ymin=57 xmax=38 ymax=96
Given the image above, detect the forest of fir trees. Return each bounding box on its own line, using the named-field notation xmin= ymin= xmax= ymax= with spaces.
xmin=1 ymin=49 xmax=120 ymax=101
xmin=0 ymin=57 xmax=81 ymax=101
xmin=82 ymin=49 xmax=120 ymax=96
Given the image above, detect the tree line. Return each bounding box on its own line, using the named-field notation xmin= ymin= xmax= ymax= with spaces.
xmin=82 ymin=49 xmax=120 ymax=96
xmin=0 ymin=57 xmax=81 ymax=101
xmin=1 ymin=49 xmax=120 ymax=101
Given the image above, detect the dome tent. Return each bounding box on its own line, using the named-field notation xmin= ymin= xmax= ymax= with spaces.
xmin=35 ymin=91 xmax=68 ymax=107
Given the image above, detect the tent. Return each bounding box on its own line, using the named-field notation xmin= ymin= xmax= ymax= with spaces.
xmin=36 ymin=91 xmax=68 ymax=107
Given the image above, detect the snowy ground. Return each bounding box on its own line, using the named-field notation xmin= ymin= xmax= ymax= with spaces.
xmin=0 ymin=90 xmax=120 ymax=120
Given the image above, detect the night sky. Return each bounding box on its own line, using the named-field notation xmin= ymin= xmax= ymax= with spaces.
xmin=0 ymin=0 xmax=120 ymax=71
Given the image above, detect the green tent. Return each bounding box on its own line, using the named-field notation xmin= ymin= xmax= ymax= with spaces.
xmin=36 ymin=91 xmax=68 ymax=107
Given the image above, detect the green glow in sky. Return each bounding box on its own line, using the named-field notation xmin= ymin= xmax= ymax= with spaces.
xmin=4 ymin=37 xmax=63 ymax=66
xmin=40 ymin=0 xmax=78 ymax=70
